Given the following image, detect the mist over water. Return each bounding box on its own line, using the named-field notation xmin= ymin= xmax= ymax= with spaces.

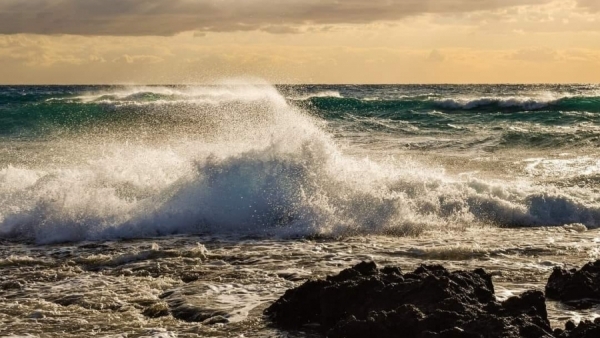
xmin=1 ymin=82 xmax=599 ymax=243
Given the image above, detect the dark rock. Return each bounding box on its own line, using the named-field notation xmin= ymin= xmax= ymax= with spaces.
xmin=546 ymin=261 xmax=600 ymax=308
xmin=554 ymin=319 xmax=600 ymax=338
xmin=78 ymin=243 xmax=111 ymax=250
xmin=141 ymin=302 xmax=170 ymax=318
xmin=1 ymin=280 xmax=24 ymax=290
xmin=265 ymin=261 xmax=554 ymax=338
xmin=180 ymin=272 xmax=202 ymax=283
xmin=53 ymin=294 xmax=85 ymax=307
xmin=158 ymin=290 xmax=176 ymax=299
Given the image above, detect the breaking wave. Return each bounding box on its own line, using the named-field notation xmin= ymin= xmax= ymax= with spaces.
xmin=1 ymin=83 xmax=599 ymax=244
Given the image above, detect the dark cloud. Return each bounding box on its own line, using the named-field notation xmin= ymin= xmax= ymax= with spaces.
xmin=577 ymin=0 xmax=600 ymax=11
xmin=0 ymin=0 xmax=556 ymax=36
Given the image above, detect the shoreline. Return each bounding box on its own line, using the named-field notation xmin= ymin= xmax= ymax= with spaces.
xmin=2 ymin=226 xmax=600 ymax=336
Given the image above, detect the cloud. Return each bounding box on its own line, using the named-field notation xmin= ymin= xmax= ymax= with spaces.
xmin=577 ymin=0 xmax=600 ymax=11
xmin=508 ymin=47 xmax=559 ymax=62
xmin=427 ymin=50 xmax=446 ymax=62
xmin=89 ymin=55 xmax=106 ymax=63
xmin=561 ymin=49 xmax=600 ymax=62
xmin=0 ymin=0 xmax=555 ymax=36
xmin=2 ymin=39 xmax=600 ymax=84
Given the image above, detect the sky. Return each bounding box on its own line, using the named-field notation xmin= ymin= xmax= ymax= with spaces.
xmin=1 ymin=0 xmax=599 ymax=84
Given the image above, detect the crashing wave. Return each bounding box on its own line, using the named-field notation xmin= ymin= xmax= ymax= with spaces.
xmin=1 ymin=83 xmax=599 ymax=244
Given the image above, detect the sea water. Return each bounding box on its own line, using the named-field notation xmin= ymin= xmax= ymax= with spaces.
xmin=0 ymin=82 xmax=599 ymax=336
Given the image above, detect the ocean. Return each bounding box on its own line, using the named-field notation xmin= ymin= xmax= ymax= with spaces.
xmin=1 ymin=83 xmax=599 ymax=336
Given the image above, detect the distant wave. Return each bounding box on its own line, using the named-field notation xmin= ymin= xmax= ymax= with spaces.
xmin=302 ymin=94 xmax=600 ymax=113
xmin=434 ymin=97 xmax=555 ymax=110
xmin=288 ymin=90 xmax=343 ymax=101
xmin=2 ymin=86 xmax=599 ymax=154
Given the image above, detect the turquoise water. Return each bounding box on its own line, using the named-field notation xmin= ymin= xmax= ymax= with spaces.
xmin=2 ymin=85 xmax=600 ymax=147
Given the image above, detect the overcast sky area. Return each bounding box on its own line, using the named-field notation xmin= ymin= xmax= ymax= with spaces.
xmin=1 ymin=0 xmax=599 ymax=83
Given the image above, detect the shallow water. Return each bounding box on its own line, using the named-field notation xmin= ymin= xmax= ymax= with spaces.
xmin=1 ymin=226 xmax=600 ymax=337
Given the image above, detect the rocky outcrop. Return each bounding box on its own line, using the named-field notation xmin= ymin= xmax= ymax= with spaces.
xmin=553 ymin=319 xmax=600 ymax=338
xmin=546 ymin=260 xmax=600 ymax=309
xmin=265 ymin=261 xmax=554 ymax=338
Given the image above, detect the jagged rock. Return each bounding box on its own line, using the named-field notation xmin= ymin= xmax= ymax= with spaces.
xmin=546 ymin=261 xmax=600 ymax=308
xmin=265 ymin=261 xmax=553 ymax=338
xmin=553 ymin=318 xmax=600 ymax=338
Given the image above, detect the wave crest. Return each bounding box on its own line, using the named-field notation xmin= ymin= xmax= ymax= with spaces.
xmin=434 ymin=97 xmax=555 ymax=110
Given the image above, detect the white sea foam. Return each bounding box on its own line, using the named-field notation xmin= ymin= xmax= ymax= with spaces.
xmin=432 ymin=90 xmax=600 ymax=111
xmin=288 ymin=90 xmax=343 ymax=100
xmin=1 ymin=83 xmax=599 ymax=243
xmin=434 ymin=96 xmax=556 ymax=110
xmin=76 ymin=83 xmax=284 ymax=103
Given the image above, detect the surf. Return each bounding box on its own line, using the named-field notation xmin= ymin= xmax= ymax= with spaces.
xmin=0 ymin=83 xmax=599 ymax=244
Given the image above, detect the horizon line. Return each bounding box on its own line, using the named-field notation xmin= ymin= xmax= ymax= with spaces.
xmin=1 ymin=82 xmax=599 ymax=86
